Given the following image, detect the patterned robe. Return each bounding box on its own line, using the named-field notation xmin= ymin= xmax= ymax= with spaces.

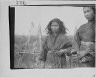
xmin=39 ymin=33 xmax=72 ymax=68
xmin=75 ymin=21 xmax=95 ymax=67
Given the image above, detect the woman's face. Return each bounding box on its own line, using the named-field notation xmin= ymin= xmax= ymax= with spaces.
xmin=51 ymin=21 xmax=60 ymax=33
xmin=83 ymin=7 xmax=95 ymax=21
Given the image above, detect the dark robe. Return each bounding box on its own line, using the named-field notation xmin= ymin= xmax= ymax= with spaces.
xmin=39 ymin=33 xmax=72 ymax=68
xmin=75 ymin=20 xmax=95 ymax=67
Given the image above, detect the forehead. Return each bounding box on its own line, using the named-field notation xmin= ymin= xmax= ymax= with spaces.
xmin=83 ymin=7 xmax=93 ymax=11
xmin=51 ymin=21 xmax=59 ymax=25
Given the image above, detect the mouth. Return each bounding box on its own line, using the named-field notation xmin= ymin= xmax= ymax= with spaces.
xmin=53 ymin=29 xmax=57 ymax=32
xmin=86 ymin=17 xmax=92 ymax=20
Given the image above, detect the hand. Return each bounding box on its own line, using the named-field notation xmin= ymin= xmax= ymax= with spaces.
xmin=71 ymin=49 xmax=75 ymax=53
xmin=56 ymin=49 xmax=66 ymax=56
xmin=55 ymin=51 xmax=61 ymax=56
xmin=48 ymin=50 xmax=57 ymax=53
xmin=60 ymin=49 xmax=67 ymax=53
xmin=72 ymin=54 xmax=78 ymax=60
xmin=71 ymin=49 xmax=77 ymax=54
xmin=79 ymin=50 xmax=88 ymax=58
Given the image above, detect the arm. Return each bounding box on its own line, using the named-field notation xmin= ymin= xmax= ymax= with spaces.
xmin=74 ymin=27 xmax=95 ymax=58
xmin=39 ymin=37 xmax=48 ymax=62
xmin=58 ymin=35 xmax=72 ymax=56
xmin=79 ymin=43 xmax=95 ymax=59
xmin=60 ymin=42 xmax=72 ymax=55
xmin=74 ymin=30 xmax=81 ymax=51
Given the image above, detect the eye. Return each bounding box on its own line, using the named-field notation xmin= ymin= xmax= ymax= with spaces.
xmin=55 ymin=25 xmax=57 ymax=26
xmin=56 ymin=25 xmax=59 ymax=27
xmin=51 ymin=25 xmax=55 ymax=27
xmin=87 ymin=10 xmax=91 ymax=13
xmin=84 ymin=11 xmax=86 ymax=13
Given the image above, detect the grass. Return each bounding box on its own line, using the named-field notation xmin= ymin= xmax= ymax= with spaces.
xmin=14 ymin=35 xmax=78 ymax=69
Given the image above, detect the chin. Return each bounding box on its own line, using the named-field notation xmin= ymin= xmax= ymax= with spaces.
xmin=86 ymin=17 xmax=94 ymax=21
xmin=86 ymin=18 xmax=93 ymax=21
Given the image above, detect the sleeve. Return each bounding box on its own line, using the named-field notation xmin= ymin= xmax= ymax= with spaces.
xmin=60 ymin=35 xmax=72 ymax=55
xmin=74 ymin=29 xmax=81 ymax=51
xmin=63 ymin=41 xmax=72 ymax=56
xmin=63 ymin=42 xmax=72 ymax=49
xmin=85 ymin=43 xmax=95 ymax=58
xmin=39 ymin=36 xmax=48 ymax=62
xmin=80 ymin=44 xmax=95 ymax=62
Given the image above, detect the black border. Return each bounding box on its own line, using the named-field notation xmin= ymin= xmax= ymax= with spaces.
xmin=9 ymin=6 xmax=15 ymax=69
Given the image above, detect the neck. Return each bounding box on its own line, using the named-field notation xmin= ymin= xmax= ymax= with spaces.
xmin=88 ymin=19 xmax=95 ymax=24
xmin=53 ymin=33 xmax=57 ymax=36
xmin=88 ymin=19 xmax=95 ymax=28
xmin=52 ymin=32 xmax=60 ymax=37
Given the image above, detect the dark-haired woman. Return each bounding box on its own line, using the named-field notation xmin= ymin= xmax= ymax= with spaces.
xmin=38 ymin=18 xmax=72 ymax=68
xmin=74 ymin=6 xmax=95 ymax=67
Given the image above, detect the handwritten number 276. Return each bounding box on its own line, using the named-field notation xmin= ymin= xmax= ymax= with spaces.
xmin=16 ymin=1 xmax=26 ymax=5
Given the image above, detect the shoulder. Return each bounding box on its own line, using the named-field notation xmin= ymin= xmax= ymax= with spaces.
xmin=42 ymin=35 xmax=49 ymax=43
xmin=60 ymin=33 xmax=69 ymax=40
xmin=46 ymin=34 xmax=50 ymax=39
xmin=43 ymin=34 xmax=50 ymax=42
xmin=61 ymin=34 xmax=72 ymax=45
xmin=77 ymin=23 xmax=87 ymax=32
xmin=61 ymin=33 xmax=68 ymax=37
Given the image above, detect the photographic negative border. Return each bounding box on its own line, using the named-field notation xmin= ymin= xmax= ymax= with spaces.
xmin=9 ymin=4 xmax=95 ymax=69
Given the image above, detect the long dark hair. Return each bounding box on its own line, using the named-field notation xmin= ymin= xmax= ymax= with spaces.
xmin=45 ymin=18 xmax=67 ymax=35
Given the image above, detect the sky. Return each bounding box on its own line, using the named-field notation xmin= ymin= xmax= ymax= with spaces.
xmin=15 ymin=6 xmax=87 ymax=36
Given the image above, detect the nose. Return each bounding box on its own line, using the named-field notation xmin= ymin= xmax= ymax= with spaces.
xmin=85 ymin=12 xmax=90 ymax=18
xmin=53 ymin=26 xmax=56 ymax=29
xmin=52 ymin=26 xmax=56 ymax=29
xmin=85 ymin=12 xmax=89 ymax=16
